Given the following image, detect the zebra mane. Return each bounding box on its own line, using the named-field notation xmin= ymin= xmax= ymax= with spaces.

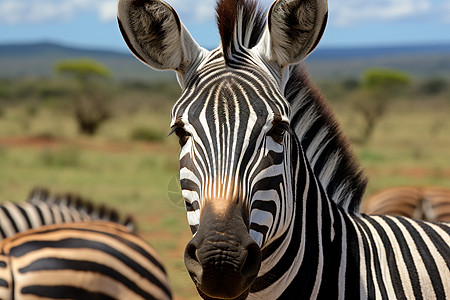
xmin=216 ymin=0 xmax=266 ymax=61
xmin=28 ymin=188 xmax=136 ymax=231
xmin=285 ymin=66 xmax=368 ymax=213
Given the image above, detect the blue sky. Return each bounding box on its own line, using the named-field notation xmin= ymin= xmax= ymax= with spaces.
xmin=0 ymin=0 xmax=449 ymax=52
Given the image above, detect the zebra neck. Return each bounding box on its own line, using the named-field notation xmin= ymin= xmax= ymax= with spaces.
xmin=250 ymin=135 xmax=337 ymax=298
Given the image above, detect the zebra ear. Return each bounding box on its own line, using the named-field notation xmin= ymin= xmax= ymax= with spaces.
xmin=117 ymin=0 xmax=206 ymax=76
xmin=256 ymin=0 xmax=328 ymax=69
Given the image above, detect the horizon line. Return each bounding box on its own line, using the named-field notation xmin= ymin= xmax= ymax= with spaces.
xmin=1 ymin=39 xmax=450 ymax=54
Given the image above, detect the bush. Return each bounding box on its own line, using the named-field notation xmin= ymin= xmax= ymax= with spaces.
xmin=130 ymin=127 xmax=166 ymax=142
xmin=74 ymin=95 xmax=111 ymax=136
xmin=420 ymin=78 xmax=448 ymax=95
xmin=341 ymin=78 xmax=360 ymax=91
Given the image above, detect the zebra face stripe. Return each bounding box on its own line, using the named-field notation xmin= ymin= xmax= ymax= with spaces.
xmin=171 ymin=53 xmax=291 ymax=241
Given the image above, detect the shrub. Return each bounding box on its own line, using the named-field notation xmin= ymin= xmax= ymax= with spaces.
xmin=420 ymin=78 xmax=448 ymax=96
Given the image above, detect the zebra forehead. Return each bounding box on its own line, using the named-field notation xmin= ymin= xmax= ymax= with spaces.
xmin=172 ymin=71 xmax=290 ymax=125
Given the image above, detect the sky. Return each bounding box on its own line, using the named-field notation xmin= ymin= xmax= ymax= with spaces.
xmin=0 ymin=0 xmax=449 ymax=53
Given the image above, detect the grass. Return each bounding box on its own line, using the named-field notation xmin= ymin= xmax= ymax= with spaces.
xmin=0 ymin=141 xmax=198 ymax=300
xmin=130 ymin=126 xmax=167 ymax=142
xmin=332 ymin=99 xmax=450 ymax=195
xmin=0 ymin=97 xmax=449 ymax=300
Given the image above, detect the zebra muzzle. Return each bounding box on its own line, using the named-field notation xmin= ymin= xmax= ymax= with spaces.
xmin=184 ymin=204 xmax=261 ymax=299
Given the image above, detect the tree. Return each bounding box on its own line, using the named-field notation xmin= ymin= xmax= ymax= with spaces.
xmin=352 ymin=68 xmax=410 ymax=145
xmin=55 ymin=59 xmax=112 ymax=136
xmin=56 ymin=59 xmax=111 ymax=83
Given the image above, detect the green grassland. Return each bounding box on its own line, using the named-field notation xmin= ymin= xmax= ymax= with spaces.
xmin=0 ymin=77 xmax=449 ymax=300
xmin=337 ymin=100 xmax=450 ymax=193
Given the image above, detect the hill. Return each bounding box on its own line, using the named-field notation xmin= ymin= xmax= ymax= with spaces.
xmin=0 ymin=42 xmax=449 ymax=81
xmin=306 ymin=44 xmax=450 ymax=80
xmin=0 ymin=42 xmax=175 ymax=81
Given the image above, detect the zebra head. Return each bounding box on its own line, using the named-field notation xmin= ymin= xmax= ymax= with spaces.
xmin=118 ymin=0 xmax=327 ymax=299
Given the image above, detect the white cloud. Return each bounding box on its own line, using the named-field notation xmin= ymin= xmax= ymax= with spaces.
xmin=97 ymin=1 xmax=118 ymax=22
xmin=329 ymin=0 xmax=432 ymax=26
xmin=193 ymin=3 xmax=215 ymax=22
xmin=0 ymin=0 xmax=217 ymax=25
xmin=1 ymin=0 xmax=446 ymax=27
xmin=0 ymin=0 xmax=117 ymax=24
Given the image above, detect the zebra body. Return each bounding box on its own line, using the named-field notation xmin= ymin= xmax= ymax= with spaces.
xmin=363 ymin=186 xmax=450 ymax=222
xmin=245 ymin=127 xmax=450 ymax=299
xmin=118 ymin=0 xmax=450 ymax=299
xmin=0 ymin=188 xmax=134 ymax=240
xmin=0 ymin=222 xmax=172 ymax=300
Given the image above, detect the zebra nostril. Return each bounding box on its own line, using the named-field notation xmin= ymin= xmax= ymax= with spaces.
xmin=186 ymin=243 xmax=198 ymax=262
xmin=184 ymin=242 xmax=202 ymax=278
xmin=241 ymin=241 xmax=261 ymax=279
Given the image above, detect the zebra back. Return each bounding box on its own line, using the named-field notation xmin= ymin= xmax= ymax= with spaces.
xmin=0 ymin=222 xmax=172 ymax=300
xmin=363 ymin=186 xmax=450 ymax=222
xmin=28 ymin=188 xmax=135 ymax=229
xmin=422 ymin=187 xmax=450 ymax=222
xmin=0 ymin=188 xmax=136 ymax=240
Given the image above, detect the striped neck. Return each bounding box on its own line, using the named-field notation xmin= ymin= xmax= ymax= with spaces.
xmin=250 ymin=129 xmax=338 ymax=298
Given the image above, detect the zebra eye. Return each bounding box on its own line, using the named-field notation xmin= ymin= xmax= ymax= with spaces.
xmin=170 ymin=126 xmax=191 ymax=146
xmin=268 ymin=123 xmax=289 ymax=144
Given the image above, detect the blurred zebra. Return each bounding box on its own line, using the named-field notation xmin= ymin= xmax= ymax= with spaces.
xmin=0 ymin=222 xmax=172 ymax=300
xmin=0 ymin=188 xmax=135 ymax=240
xmin=362 ymin=186 xmax=450 ymax=222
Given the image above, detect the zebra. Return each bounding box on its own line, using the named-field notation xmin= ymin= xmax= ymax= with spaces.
xmin=28 ymin=188 xmax=135 ymax=230
xmin=0 ymin=188 xmax=135 ymax=240
xmin=118 ymin=0 xmax=450 ymax=299
xmin=0 ymin=221 xmax=172 ymax=300
xmin=362 ymin=186 xmax=450 ymax=222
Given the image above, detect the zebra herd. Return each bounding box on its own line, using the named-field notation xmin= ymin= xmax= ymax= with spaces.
xmin=1 ymin=0 xmax=448 ymax=299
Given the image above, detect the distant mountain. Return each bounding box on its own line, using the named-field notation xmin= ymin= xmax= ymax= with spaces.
xmin=306 ymin=43 xmax=450 ymax=79
xmin=308 ymin=44 xmax=450 ymax=60
xmin=0 ymin=42 xmax=125 ymax=58
xmin=0 ymin=42 xmax=175 ymax=81
xmin=0 ymin=42 xmax=449 ymax=80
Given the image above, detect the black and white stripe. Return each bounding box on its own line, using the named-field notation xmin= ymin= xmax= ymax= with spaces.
xmin=286 ymin=66 xmax=368 ymax=212
xmin=0 ymin=222 xmax=172 ymax=300
xmin=118 ymin=0 xmax=450 ymax=299
xmin=0 ymin=188 xmax=134 ymax=239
